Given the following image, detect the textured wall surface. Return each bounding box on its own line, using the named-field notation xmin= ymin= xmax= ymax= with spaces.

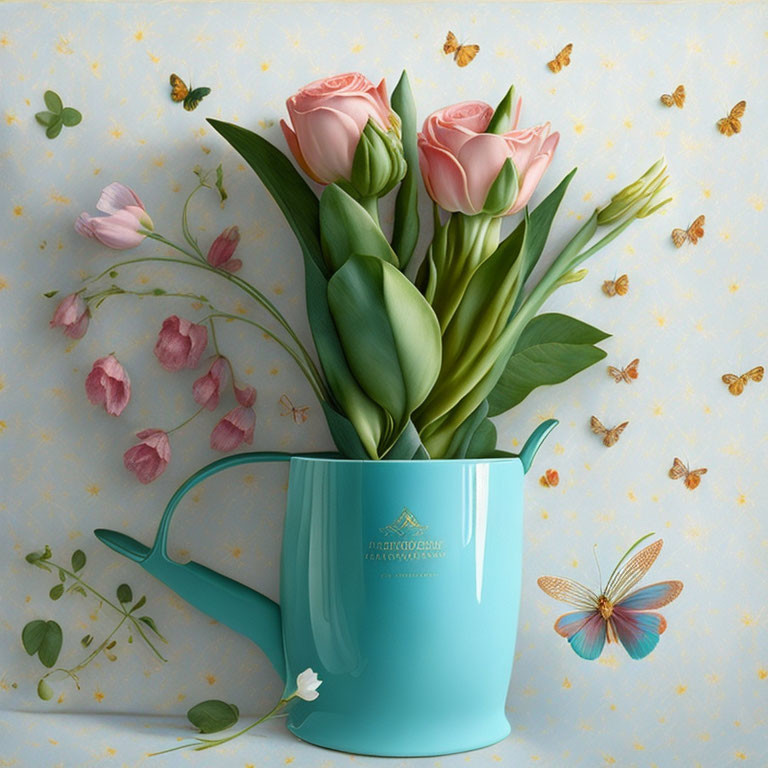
xmin=1 ymin=1 xmax=766 ymax=765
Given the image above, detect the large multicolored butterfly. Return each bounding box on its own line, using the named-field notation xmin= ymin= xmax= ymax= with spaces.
xmin=538 ymin=534 xmax=683 ymax=660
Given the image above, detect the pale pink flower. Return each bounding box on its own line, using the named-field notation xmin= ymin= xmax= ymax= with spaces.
xmin=75 ymin=182 xmax=154 ymax=250
xmin=193 ymin=356 xmax=229 ymax=411
xmin=50 ymin=293 xmax=90 ymax=339
xmin=418 ymin=100 xmax=559 ymax=216
xmin=153 ymin=316 xmax=208 ymax=372
xmin=210 ymin=406 xmax=255 ymax=451
xmin=280 ymin=72 xmax=393 ymax=184
xmin=123 ymin=429 xmax=171 ymax=484
xmin=234 ymin=383 xmax=257 ymax=408
xmin=85 ymin=355 xmax=131 ymax=416
xmin=207 ymin=226 xmax=242 ymax=272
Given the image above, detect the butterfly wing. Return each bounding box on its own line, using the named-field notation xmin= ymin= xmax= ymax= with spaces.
xmin=668 ymin=457 xmax=687 ymax=479
xmin=625 ymin=359 xmax=640 ymax=380
xmin=660 ymin=93 xmax=674 ymax=107
xmin=684 ymin=468 xmax=707 ymax=490
xmin=610 ymin=607 xmax=667 ymax=660
xmin=607 ymin=366 xmax=623 ymax=382
xmin=455 ymin=44 xmax=479 ymax=67
xmin=688 ymin=215 xmax=705 ymax=244
xmin=616 ymin=580 xmax=683 ymax=610
xmin=730 ymin=100 xmax=746 ymax=119
xmin=604 ymin=538 xmax=663 ymax=604
xmin=602 ymin=280 xmax=617 ymax=296
xmin=590 ymin=416 xmax=607 ymax=436
xmin=673 ymin=84 xmax=686 ymax=108
xmin=183 ymin=86 xmax=211 ymax=112
xmin=615 ymin=274 xmax=629 ymax=295
xmin=671 ymin=228 xmax=688 ymax=247
xmin=554 ymin=611 xmax=607 ymax=660
xmin=746 ymin=366 xmax=764 ymax=383
xmin=169 ymin=73 xmax=188 ymax=102
xmin=604 ymin=421 xmax=628 ymax=447
xmin=443 ymin=31 xmax=459 ymax=54
xmin=721 ymin=373 xmax=742 ymax=395
xmin=537 ymin=576 xmax=600 ymax=609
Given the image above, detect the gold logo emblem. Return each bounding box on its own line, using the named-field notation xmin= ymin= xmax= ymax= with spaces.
xmin=379 ymin=507 xmax=428 ymax=537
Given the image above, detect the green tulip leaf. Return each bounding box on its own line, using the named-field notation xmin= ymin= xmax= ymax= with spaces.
xmin=444 ymin=400 xmax=490 ymax=460
xmin=319 ymin=184 xmax=398 ymax=272
xmin=385 ymin=419 xmax=429 ymax=460
xmin=320 ymin=402 xmax=369 ymax=460
xmin=60 ymin=107 xmax=82 ymax=127
xmin=43 ymin=90 xmax=63 ymax=114
xmin=466 ymin=417 xmax=498 ymax=458
xmin=328 ymin=255 xmax=441 ymax=449
xmin=486 ymin=85 xmax=516 ymax=135
xmin=390 ymin=70 xmax=420 ymax=269
xmin=45 ymin=120 xmax=63 ymax=140
xmin=515 ymin=312 xmax=610 ymax=349
xmin=187 ymin=700 xmax=240 ymax=734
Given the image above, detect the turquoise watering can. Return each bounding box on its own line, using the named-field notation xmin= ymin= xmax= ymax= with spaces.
xmin=95 ymin=419 xmax=557 ymax=757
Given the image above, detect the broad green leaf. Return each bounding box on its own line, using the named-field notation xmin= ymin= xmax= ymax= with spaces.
xmin=385 ymin=420 xmax=429 ymax=460
xmin=49 ymin=584 xmax=64 ymax=601
xmin=515 ymin=312 xmax=610 ymax=350
xmin=486 ymin=85 xmax=516 ymax=134
xmin=22 ymin=620 xmax=48 ymax=656
xmin=44 ymin=90 xmax=63 ymax=114
xmin=466 ymin=417 xmax=498 ymax=458
xmin=390 ymin=70 xmax=420 ymax=269
xmin=319 ymin=184 xmax=398 ymax=272
xmin=45 ymin=120 xmax=62 ymax=140
xmin=328 ymin=255 xmax=441 ymax=443
xmin=187 ymin=699 xmax=240 ymax=734
xmin=320 ymin=402 xmax=368 ymax=459
xmin=71 ymin=549 xmax=86 ymax=572
xmin=35 ymin=111 xmax=55 ymax=127
xmin=37 ymin=621 xmax=63 ymax=668
xmin=37 ymin=679 xmax=54 ymax=701
xmin=444 ymin=400 xmax=490 ymax=460
xmin=117 ymin=584 xmax=133 ymax=604
xmin=60 ymin=107 xmax=82 ymax=127
xmin=207 ymin=119 xmax=325 ymax=275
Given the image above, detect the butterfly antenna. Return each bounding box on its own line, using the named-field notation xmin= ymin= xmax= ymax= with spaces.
xmin=603 ymin=532 xmax=655 ymax=595
xmin=592 ymin=544 xmax=603 ymax=594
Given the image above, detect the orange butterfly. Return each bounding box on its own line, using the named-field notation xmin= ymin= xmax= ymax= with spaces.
xmin=547 ymin=43 xmax=573 ymax=73
xmin=721 ymin=366 xmax=764 ymax=396
xmin=443 ymin=31 xmax=479 ymax=67
xmin=590 ymin=416 xmax=629 ymax=447
xmin=671 ymin=215 xmax=705 ymax=248
xmin=607 ymin=358 xmax=639 ymax=384
xmin=660 ymin=85 xmax=686 ymax=109
xmin=539 ymin=468 xmax=560 ymax=488
xmin=602 ymin=274 xmax=629 ymax=297
xmin=717 ymin=100 xmax=746 ymax=136
xmin=280 ymin=394 xmax=309 ymax=424
xmin=668 ymin=458 xmax=707 ymax=490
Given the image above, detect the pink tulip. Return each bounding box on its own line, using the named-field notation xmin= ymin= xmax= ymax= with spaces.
xmin=85 ymin=355 xmax=131 ymax=416
xmin=193 ymin=356 xmax=229 ymax=411
xmin=123 ymin=429 xmax=171 ymax=484
xmin=210 ymin=406 xmax=256 ymax=452
xmin=153 ymin=316 xmax=208 ymax=372
xmin=50 ymin=293 xmax=90 ymax=339
xmin=280 ymin=72 xmax=393 ymax=185
xmin=206 ymin=226 xmax=242 ymax=272
xmin=418 ymin=100 xmax=559 ymax=216
xmin=75 ymin=182 xmax=154 ymax=250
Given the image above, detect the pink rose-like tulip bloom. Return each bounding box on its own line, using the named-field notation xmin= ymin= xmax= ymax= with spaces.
xmin=85 ymin=354 xmax=131 ymax=416
xmin=206 ymin=226 xmax=242 ymax=272
xmin=123 ymin=429 xmax=171 ymax=484
xmin=153 ymin=316 xmax=208 ymax=372
xmin=50 ymin=293 xmax=90 ymax=339
xmin=210 ymin=406 xmax=256 ymax=452
xmin=75 ymin=182 xmax=154 ymax=250
xmin=193 ymin=356 xmax=229 ymax=411
xmin=418 ymin=100 xmax=559 ymax=216
xmin=280 ymin=72 xmax=393 ymax=184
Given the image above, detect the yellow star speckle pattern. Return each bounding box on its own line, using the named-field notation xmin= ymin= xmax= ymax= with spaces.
xmin=1 ymin=1 xmax=766 ymax=766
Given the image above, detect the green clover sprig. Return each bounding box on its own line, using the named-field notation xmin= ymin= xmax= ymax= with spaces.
xmin=35 ymin=90 xmax=82 ymax=139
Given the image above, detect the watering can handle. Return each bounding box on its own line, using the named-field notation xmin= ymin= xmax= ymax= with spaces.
xmin=96 ymin=451 xmax=334 ymax=682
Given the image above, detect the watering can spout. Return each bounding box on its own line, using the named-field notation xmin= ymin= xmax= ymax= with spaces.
xmin=518 ymin=419 xmax=558 ymax=474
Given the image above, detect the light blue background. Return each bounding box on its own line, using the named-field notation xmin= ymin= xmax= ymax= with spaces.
xmin=1 ymin=1 xmax=766 ymax=765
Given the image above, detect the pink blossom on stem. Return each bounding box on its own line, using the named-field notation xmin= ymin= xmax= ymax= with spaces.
xmin=75 ymin=182 xmax=154 ymax=250
xmin=192 ymin=356 xmax=229 ymax=411
xmin=85 ymin=354 xmax=131 ymax=416
xmin=50 ymin=293 xmax=90 ymax=339
xmin=210 ymin=406 xmax=256 ymax=452
xmin=123 ymin=429 xmax=171 ymax=484
xmin=234 ymin=383 xmax=257 ymax=408
xmin=153 ymin=316 xmax=208 ymax=372
xmin=206 ymin=226 xmax=242 ymax=272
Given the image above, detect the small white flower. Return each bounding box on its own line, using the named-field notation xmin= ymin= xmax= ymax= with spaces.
xmin=295 ymin=668 xmax=322 ymax=701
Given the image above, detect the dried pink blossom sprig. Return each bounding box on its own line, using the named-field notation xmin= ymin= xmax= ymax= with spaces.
xmin=206 ymin=226 xmax=242 ymax=272
xmin=154 ymin=316 xmax=209 ymax=372
xmin=193 ymin=356 xmax=230 ymax=411
xmin=50 ymin=293 xmax=90 ymax=339
xmin=123 ymin=429 xmax=171 ymax=484
xmin=85 ymin=355 xmax=131 ymax=416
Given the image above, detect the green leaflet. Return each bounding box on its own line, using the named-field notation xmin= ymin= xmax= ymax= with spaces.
xmin=187 ymin=700 xmax=240 ymax=734
xmin=320 ymin=401 xmax=369 ymax=460
xmin=22 ymin=620 xmax=62 ymax=668
xmin=487 ymin=313 xmax=610 ymax=416
xmin=466 ymin=417 xmax=498 ymax=458
xmin=390 ymin=70 xmax=420 ymax=269
xmin=444 ymin=400 xmax=490 ymax=460
xmin=328 ymin=255 xmax=441 ymax=454
xmin=385 ymin=419 xmax=429 ymax=460
xmin=319 ymin=184 xmax=398 ymax=272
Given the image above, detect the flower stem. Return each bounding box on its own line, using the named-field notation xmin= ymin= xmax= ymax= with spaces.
xmin=167 ymin=406 xmax=207 ymax=435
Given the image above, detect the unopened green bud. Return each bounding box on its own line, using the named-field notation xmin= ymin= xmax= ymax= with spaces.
xmin=598 ymin=157 xmax=670 ymax=225
xmin=486 ymin=85 xmax=517 ymax=135
xmin=555 ymin=268 xmax=588 ymax=288
xmin=349 ymin=118 xmax=407 ymax=199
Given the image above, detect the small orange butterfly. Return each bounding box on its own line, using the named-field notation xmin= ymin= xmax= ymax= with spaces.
xmin=280 ymin=394 xmax=309 ymax=424
xmin=602 ymin=274 xmax=629 ymax=297
xmin=607 ymin=358 xmax=639 ymax=384
xmin=547 ymin=43 xmax=573 ymax=73
xmin=668 ymin=458 xmax=707 ymax=490
xmin=721 ymin=366 xmax=764 ymax=396
xmin=660 ymin=85 xmax=686 ymax=109
xmin=590 ymin=416 xmax=629 ymax=447
xmin=671 ymin=215 xmax=705 ymax=248
xmin=539 ymin=468 xmax=560 ymax=488
xmin=717 ymin=100 xmax=746 ymax=136
xmin=443 ymin=31 xmax=479 ymax=68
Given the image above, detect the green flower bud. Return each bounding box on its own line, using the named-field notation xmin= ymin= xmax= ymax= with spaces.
xmin=348 ymin=117 xmax=407 ymax=200
xmin=597 ymin=157 xmax=670 ymax=225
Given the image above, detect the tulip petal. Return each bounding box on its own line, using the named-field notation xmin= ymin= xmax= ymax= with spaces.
xmin=96 ymin=182 xmax=145 ymax=215
xmin=456 ymin=133 xmax=513 ymax=213
xmin=418 ymin=141 xmax=474 ymax=214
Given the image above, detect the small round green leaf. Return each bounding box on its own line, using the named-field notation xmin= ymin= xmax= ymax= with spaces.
xmin=116 ymin=584 xmax=133 ymax=604
xmin=45 ymin=120 xmax=63 ymax=140
xmin=187 ymin=700 xmax=240 ymax=733
xmin=60 ymin=107 xmax=82 ymax=127
xmin=37 ymin=621 xmax=63 ymax=668
xmin=35 ymin=111 xmax=55 ymax=127
xmin=37 ymin=679 xmax=54 ymax=701
xmin=22 ymin=620 xmax=48 ymax=655
xmin=49 ymin=584 xmax=64 ymax=601
xmin=43 ymin=90 xmax=63 ymax=114
xmin=71 ymin=549 xmax=86 ymax=572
